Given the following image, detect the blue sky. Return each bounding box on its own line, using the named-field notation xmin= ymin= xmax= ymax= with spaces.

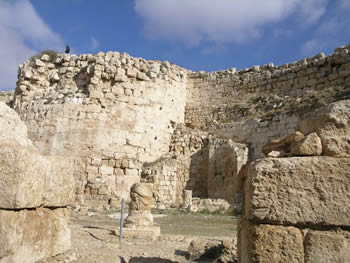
xmin=0 ymin=0 xmax=350 ymax=91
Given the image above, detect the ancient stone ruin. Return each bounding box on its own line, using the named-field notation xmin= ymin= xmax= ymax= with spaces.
xmin=238 ymin=100 xmax=350 ymax=262
xmin=0 ymin=42 xmax=349 ymax=262
xmin=0 ymin=102 xmax=74 ymax=262
xmin=122 ymin=183 xmax=160 ymax=240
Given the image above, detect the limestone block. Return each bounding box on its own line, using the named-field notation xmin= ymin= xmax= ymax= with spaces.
xmin=239 ymin=222 xmax=304 ymax=263
xmin=34 ymin=59 xmax=45 ymax=67
xmin=0 ymin=141 xmax=74 ymax=209
xmin=126 ymin=68 xmax=137 ymax=78
xmin=116 ymin=226 xmax=160 ymax=241
xmin=290 ymin=132 xmax=322 ymax=156
xmin=0 ymin=103 xmax=32 ymax=147
xmin=23 ymin=69 xmax=33 ymax=79
xmin=0 ymin=208 xmax=71 ymax=263
xmin=0 ymin=141 xmax=46 ymax=209
xmin=90 ymin=157 xmax=102 ymax=166
xmin=40 ymin=54 xmax=50 ymax=61
xmin=125 ymin=168 xmax=138 ymax=176
xmin=137 ymin=72 xmax=150 ymax=81
xmin=262 ymin=131 xmax=304 ymax=157
xmin=99 ymin=166 xmax=114 ymax=176
xmin=246 ymin=157 xmax=350 ymax=226
xmin=297 ymin=100 xmax=350 ymax=157
xmin=304 ymin=230 xmax=350 ymax=263
xmin=43 ymin=155 xmax=75 ymax=207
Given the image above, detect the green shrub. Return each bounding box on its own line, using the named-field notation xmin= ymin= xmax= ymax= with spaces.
xmin=29 ymin=50 xmax=58 ymax=64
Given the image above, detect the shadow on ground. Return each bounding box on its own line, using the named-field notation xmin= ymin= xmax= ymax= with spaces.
xmin=129 ymin=257 xmax=178 ymax=263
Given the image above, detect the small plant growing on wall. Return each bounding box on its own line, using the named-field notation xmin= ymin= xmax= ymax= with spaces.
xmin=29 ymin=50 xmax=58 ymax=64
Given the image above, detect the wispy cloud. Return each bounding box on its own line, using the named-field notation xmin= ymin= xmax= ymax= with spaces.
xmin=134 ymin=0 xmax=327 ymax=46
xmin=90 ymin=36 xmax=99 ymax=51
xmin=0 ymin=0 xmax=64 ymax=91
xmin=301 ymin=0 xmax=350 ymax=56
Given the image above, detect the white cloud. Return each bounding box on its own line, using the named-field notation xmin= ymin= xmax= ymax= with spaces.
xmin=0 ymin=0 xmax=64 ymax=91
xmin=134 ymin=0 xmax=327 ymax=46
xmin=340 ymin=0 xmax=350 ymax=9
xmin=90 ymin=37 xmax=99 ymax=51
xmin=301 ymin=1 xmax=350 ymax=56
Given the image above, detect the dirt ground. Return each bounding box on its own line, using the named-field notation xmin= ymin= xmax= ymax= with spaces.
xmin=43 ymin=209 xmax=238 ymax=263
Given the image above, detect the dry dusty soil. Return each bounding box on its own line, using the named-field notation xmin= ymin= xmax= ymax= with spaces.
xmin=42 ymin=209 xmax=238 ymax=263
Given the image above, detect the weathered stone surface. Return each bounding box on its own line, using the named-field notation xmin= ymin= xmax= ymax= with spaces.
xmin=0 ymin=103 xmax=74 ymax=209
xmin=290 ymin=132 xmax=322 ymax=156
xmin=0 ymin=141 xmax=46 ymax=209
xmin=128 ymin=183 xmax=154 ymax=212
xmin=0 ymin=102 xmax=32 ymax=147
xmin=0 ymin=208 xmax=71 ymax=263
xmin=44 ymin=155 xmax=75 ymax=207
xmin=188 ymin=238 xmax=237 ymax=263
xmin=124 ymin=183 xmax=154 ymax=228
xmin=208 ymin=139 xmax=248 ymax=203
xmin=0 ymin=141 xmax=74 ymax=209
xmin=262 ymin=131 xmax=304 ymax=157
xmin=239 ymin=221 xmax=304 ymax=263
xmin=303 ymin=230 xmax=350 ymax=263
xmin=245 ymin=157 xmax=350 ymax=226
xmin=297 ymin=100 xmax=350 ymax=157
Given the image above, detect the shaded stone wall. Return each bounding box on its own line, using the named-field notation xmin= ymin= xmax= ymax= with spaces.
xmin=143 ymin=126 xmax=248 ymax=207
xmin=142 ymin=125 xmax=209 ymax=207
xmin=13 ymin=52 xmax=187 ymax=208
xmin=208 ymin=139 xmax=248 ymax=203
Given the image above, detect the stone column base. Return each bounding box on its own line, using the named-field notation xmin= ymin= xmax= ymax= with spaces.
xmin=115 ymin=226 xmax=161 ymax=241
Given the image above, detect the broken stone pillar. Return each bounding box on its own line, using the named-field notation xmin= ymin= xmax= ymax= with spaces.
xmin=121 ymin=183 xmax=160 ymax=240
xmin=183 ymin=190 xmax=192 ymax=210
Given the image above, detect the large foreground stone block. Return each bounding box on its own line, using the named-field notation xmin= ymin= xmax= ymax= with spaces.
xmin=304 ymin=230 xmax=350 ymax=263
xmin=0 ymin=141 xmax=74 ymax=209
xmin=239 ymin=221 xmax=304 ymax=263
xmin=0 ymin=102 xmax=32 ymax=147
xmin=0 ymin=208 xmax=71 ymax=263
xmin=245 ymin=157 xmax=350 ymax=226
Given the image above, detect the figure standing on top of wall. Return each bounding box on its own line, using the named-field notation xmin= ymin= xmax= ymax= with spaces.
xmin=65 ymin=45 xmax=70 ymax=54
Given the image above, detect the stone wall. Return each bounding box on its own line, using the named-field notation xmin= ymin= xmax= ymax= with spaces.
xmin=238 ymin=100 xmax=350 ymax=262
xmin=11 ymin=44 xmax=350 ymax=209
xmin=142 ymin=124 xmax=209 ymax=208
xmin=208 ymin=139 xmax=248 ymax=203
xmin=142 ymin=125 xmax=248 ymax=207
xmin=186 ymin=44 xmax=350 ymax=159
xmin=13 ymin=52 xmax=187 ymax=208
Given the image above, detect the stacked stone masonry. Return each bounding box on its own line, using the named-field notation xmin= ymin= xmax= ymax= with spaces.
xmin=238 ymin=100 xmax=350 ymax=262
xmin=12 ymin=51 xmax=187 ymax=208
xmin=186 ymin=44 xmax=350 ymax=158
xmin=2 ymin=43 xmax=349 ymax=209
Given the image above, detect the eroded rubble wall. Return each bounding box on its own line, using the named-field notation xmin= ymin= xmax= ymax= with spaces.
xmin=12 ymin=52 xmax=187 ymax=208
xmin=5 ymin=43 xmax=350 ymax=209
xmin=186 ymin=44 xmax=350 ymax=159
